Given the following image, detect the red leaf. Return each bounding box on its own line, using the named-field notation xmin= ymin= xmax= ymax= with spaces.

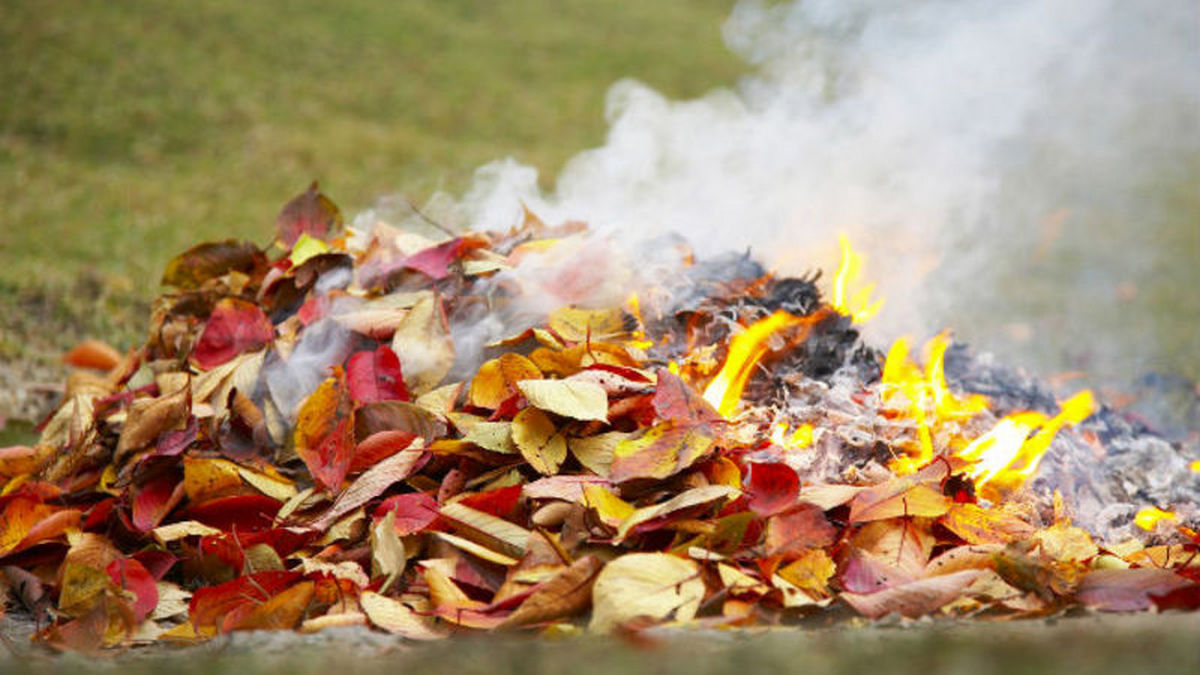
xmin=183 ymin=494 xmax=282 ymax=532
xmin=275 ymin=181 xmax=343 ymax=247
xmin=346 ymin=345 xmax=410 ymax=404
xmin=374 ymin=492 xmax=439 ymax=535
xmin=764 ymin=504 xmax=837 ymax=557
xmin=1151 ymin=584 xmax=1200 ymax=611
xmin=106 ymin=558 xmax=158 ymax=622
xmin=351 ymin=430 xmax=418 ymax=474
xmin=403 ymin=238 xmax=469 ymax=280
xmin=294 ymin=368 xmax=356 ymax=491
xmin=131 ymin=550 xmax=177 ymax=581
xmin=191 ymin=298 xmax=275 ymax=370
xmin=131 ymin=474 xmax=184 ymax=532
xmin=455 ymin=484 xmax=524 ymax=519
xmin=1076 ymin=568 xmax=1194 ymax=612
xmin=842 ymin=569 xmax=984 ymax=619
xmin=651 ymin=368 xmax=720 ymax=424
xmin=190 ymin=570 xmax=302 ymax=632
xmin=745 ymin=462 xmax=799 ymax=517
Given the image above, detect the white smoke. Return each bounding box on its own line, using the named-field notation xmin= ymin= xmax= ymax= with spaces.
xmin=438 ymin=0 xmax=1198 ymax=387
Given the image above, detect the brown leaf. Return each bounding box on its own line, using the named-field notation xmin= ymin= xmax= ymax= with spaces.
xmin=848 ymin=479 xmax=951 ymax=523
xmin=503 ymin=555 xmax=605 ymax=627
xmin=161 ymin=239 xmax=265 ymax=289
xmin=115 ymin=379 xmax=191 ymax=463
xmin=765 ymin=504 xmax=838 ymax=556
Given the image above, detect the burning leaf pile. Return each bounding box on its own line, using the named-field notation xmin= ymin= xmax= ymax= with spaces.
xmin=2 ymin=184 xmax=1198 ymax=650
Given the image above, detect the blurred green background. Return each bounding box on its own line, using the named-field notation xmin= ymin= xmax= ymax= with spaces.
xmin=0 ymin=0 xmax=742 ymax=429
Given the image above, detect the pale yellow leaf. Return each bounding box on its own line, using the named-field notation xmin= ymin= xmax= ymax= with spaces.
xmin=568 ymin=432 xmax=628 ymax=477
xmin=590 ymin=553 xmax=703 ymax=633
xmin=512 ymin=407 xmax=567 ymax=475
xmin=517 ymin=379 xmax=609 ymax=422
xmin=617 ymin=485 xmax=739 ymax=541
xmin=359 ymin=591 xmax=447 ymax=640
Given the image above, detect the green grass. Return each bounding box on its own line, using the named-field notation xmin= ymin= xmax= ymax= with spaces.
xmin=0 ymin=0 xmax=743 ymax=362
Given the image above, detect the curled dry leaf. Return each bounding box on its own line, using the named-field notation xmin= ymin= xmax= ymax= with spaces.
xmin=391 ymin=293 xmax=455 ymax=395
xmin=590 ymin=553 xmax=703 ymax=633
xmin=502 ymin=555 xmax=605 ymax=627
xmin=841 ymin=569 xmax=986 ymax=619
xmin=360 ymin=591 xmax=446 ymax=640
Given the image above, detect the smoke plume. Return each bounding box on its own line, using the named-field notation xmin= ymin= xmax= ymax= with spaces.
xmin=412 ymin=0 xmax=1198 ymax=392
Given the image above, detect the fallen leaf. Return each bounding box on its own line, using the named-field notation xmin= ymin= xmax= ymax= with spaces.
xmin=764 ymin=504 xmax=838 ymax=556
xmin=312 ymin=449 xmax=428 ymax=530
xmin=161 ymin=239 xmax=265 ymax=289
xmin=1076 ymin=568 xmax=1194 ymax=612
xmin=276 ymin=181 xmax=343 ymax=247
xmin=609 ymin=422 xmax=715 ymax=482
xmin=105 ymin=559 xmax=158 ymax=622
xmin=589 ymin=553 xmax=703 ymax=633
xmin=346 ymin=345 xmax=410 ymax=404
xmin=191 ymin=298 xmax=274 ymax=370
xmin=617 ymin=485 xmax=739 ymax=541
xmin=359 ymin=591 xmax=446 ymax=640
xmin=512 ymin=408 xmax=567 ymax=475
xmin=517 ymin=379 xmax=609 ymax=422
xmin=503 ymin=555 xmax=605 ymax=627
xmin=63 ymin=340 xmax=124 ymax=372
xmin=374 ymin=491 xmax=440 ymax=536
xmin=745 ymin=462 xmax=799 ymax=517
xmin=568 ymin=432 xmax=627 ymax=477
xmin=548 ymin=307 xmax=628 ymax=342
xmin=841 ymin=569 xmax=985 ymax=619
xmin=651 ymin=368 xmax=720 ymax=424
xmin=293 ymin=369 xmax=355 ymax=492
xmin=391 ymin=293 xmax=455 ymax=395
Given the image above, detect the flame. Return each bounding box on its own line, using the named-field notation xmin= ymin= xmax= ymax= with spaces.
xmin=881 ymin=332 xmax=1096 ymax=493
xmin=957 ymin=390 xmax=1097 ymax=495
xmin=624 ymin=293 xmax=655 ymax=350
xmin=703 ymin=311 xmax=803 ymax=417
xmin=1134 ymin=506 xmax=1177 ymax=531
xmin=771 ymin=422 xmax=813 ymax=450
xmin=882 ymin=333 xmax=989 ymax=474
xmin=1191 ymin=460 xmax=1200 ymax=474
xmin=832 ymin=234 xmax=884 ymax=323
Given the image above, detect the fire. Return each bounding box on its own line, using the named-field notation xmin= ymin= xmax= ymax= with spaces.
xmin=1134 ymin=506 xmax=1177 ymax=531
xmin=624 ymin=293 xmax=656 ymax=350
xmin=882 ymin=333 xmax=989 ymax=474
xmin=703 ymin=311 xmax=803 ymax=417
xmin=882 ymin=332 xmax=1096 ymax=494
xmin=957 ymin=390 xmax=1096 ymax=494
xmin=832 ymin=234 xmax=884 ymax=323
xmin=771 ymin=422 xmax=814 ymax=450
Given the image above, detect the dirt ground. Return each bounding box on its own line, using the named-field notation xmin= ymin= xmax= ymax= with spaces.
xmin=1 ymin=611 xmax=1197 ymax=675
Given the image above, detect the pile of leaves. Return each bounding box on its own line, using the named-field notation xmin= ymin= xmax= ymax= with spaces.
xmin=2 ymin=185 xmax=1198 ymax=651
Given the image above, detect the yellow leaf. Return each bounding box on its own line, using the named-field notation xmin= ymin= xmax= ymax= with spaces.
xmin=718 ymin=564 xmax=770 ymax=596
xmin=439 ymin=501 xmax=531 ymax=558
xmin=433 ymin=532 xmax=520 ymax=566
xmin=182 ymin=457 xmax=244 ymax=502
xmin=568 ymin=432 xmax=628 ymax=477
xmin=371 ymin=510 xmax=407 ymax=592
xmin=517 ymin=379 xmax=609 ymax=422
xmin=359 ymin=591 xmax=446 ymax=640
xmin=237 ymin=466 xmax=298 ymax=502
xmin=617 ymin=485 xmax=739 ymax=541
xmin=463 ymin=422 xmax=517 ymax=454
xmin=590 ymin=553 xmax=703 ymax=633
xmin=776 ymin=549 xmax=836 ymax=598
xmin=289 ymin=233 xmax=329 ymax=267
xmin=151 ymin=520 xmax=221 ymax=544
xmin=469 ymin=353 xmax=541 ymax=409
xmin=233 ymin=581 xmax=315 ymax=631
xmin=392 ymin=293 xmax=455 ymax=395
xmin=610 ymin=422 xmax=715 ymax=482
xmin=512 ymin=407 xmax=567 ymax=475
xmin=581 ymin=485 xmax=636 ymax=528
xmin=548 ymin=307 xmax=628 ymax=342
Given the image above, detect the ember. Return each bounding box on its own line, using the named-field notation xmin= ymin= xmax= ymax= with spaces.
xmin=2 ymin=185 xmax=1198 ymax=650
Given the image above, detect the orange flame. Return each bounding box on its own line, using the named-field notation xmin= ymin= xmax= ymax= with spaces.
xmin=771 ymin=422 xmax=814 ymax=450
xmin=1134 ymin=506 xmax=1177 ymax=531
xmin=881 ymin=332 xmax=1096 ymax=493
xmin=703 ymin=311 xmax=803 ymax=417
xmin=624 ymin=293 xmax=655 ymax=350
xmin=832 ymin=234 xmax=884 ymax=323
xmin=957 ymin=390 xmax=1096 ymax=494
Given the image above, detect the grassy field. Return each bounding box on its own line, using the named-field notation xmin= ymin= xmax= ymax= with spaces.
xmin=0 ymin=0 xmax=742 ymax=430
